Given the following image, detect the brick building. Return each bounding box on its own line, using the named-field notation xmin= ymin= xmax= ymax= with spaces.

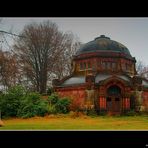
xmin=53 ymin=35 xmax=148 ymax=114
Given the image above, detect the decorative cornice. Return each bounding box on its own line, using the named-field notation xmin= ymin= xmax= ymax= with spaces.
xmin=73 ymin=51 xmax=135 ymax=61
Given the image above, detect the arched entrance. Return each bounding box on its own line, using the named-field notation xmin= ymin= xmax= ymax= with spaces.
xmin=106 ymin=85 xmax=121 ymax=113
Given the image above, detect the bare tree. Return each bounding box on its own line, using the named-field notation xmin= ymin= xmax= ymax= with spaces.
xmin=13 ymin=21 xmax=80 ymax=94
xmin=0 ymin=50 xmax=19 ymax=91
xmin=136 ymin=60 xmax=148 ymax=75
xmin=51 ymin=32 xmax=81 ymax=80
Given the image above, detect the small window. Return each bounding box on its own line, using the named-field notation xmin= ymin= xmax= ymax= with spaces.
xmin=112 ymin=62 xmax=116 ymax=70
xmin=102 ymin=62 xmax=106 ymax=69
xmin=107 ymin=62 xmax=111 ymax=69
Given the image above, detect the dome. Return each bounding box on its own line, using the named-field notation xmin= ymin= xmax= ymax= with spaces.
xmin=76 ymin=35 xmax=131 ymax=57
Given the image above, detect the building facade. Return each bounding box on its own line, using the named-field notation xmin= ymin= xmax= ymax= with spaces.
xmin=53 ymin=35 xmax=148 ymax=114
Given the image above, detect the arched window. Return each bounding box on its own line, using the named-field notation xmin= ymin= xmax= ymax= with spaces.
xmin=107 ymin=85 xmax=121 ymax=96
xmin=112 ymin=62 xmax=116 ymax=70
xmin=102 ymin=62 xmax=106 ymax=69
xmin=107 ymin=62 xmax=111 ymax=69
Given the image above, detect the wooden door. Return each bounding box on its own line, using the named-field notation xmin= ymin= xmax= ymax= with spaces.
xmin=107 ymin=97 xmax=120 ymax=113
xmin=107 ymin=97 xmax=112 ymax=111
xmin=113 ymin=98 xmax=120 ymax=112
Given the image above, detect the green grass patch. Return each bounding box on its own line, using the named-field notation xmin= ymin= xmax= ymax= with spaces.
xmin=0 ymin=115 xmax=148 ymax=130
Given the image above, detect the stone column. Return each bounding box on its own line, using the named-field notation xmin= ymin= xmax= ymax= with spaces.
xmin=135 ymin=90 xmax=143 ymax=112
xmin=85 ymin=89 xmax=95 ymax=110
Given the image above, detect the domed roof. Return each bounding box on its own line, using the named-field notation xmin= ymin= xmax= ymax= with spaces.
xmin=76 ymin=35 xmax=131 ymax=57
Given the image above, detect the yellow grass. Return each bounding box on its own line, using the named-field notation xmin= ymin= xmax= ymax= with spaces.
xmin=0 ymin=114 xmax=148 ymax=130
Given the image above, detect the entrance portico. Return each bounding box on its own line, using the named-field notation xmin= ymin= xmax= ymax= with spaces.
xmin=98 ymin=77 xmax=131 ymax=114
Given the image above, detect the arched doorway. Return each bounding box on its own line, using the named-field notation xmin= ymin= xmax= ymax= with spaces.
xmin=106 ymin=85 xmax=121 ymax=113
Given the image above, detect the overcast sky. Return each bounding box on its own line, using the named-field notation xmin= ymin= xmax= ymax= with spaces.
xmin=0 ymin=17 xmax=148 ymax=65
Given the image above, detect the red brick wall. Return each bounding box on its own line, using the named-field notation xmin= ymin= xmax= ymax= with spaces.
xmin=142 ymin=91 xmax=148 ymax=111
xmin=57 ymin=88 xmax=86 ymax=110
xmin=122 ymin=98 xmax=130 ymax=110
xmin=99 ymin=97 xmax=106 ymax=110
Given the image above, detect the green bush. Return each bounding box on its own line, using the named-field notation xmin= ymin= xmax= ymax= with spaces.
xmin=17 ymin=99 xmax=35 ymax=118
xmin=17 ymin=92 xmax=48 ymax=118
xmin=47 ymin=95 xmax=71 ymax=114
xmin=7 ymin=85 xmax=26 ymax=96
xmin=35 ymin=100 xmax=48 ymax=116
xmin=55 ymin=98 xmax=71 ymax=114
xmin=48 ymin=93 xmax=59 ymax=105
xmin=0 ymin=85 xmax=26 ymax=118
xmin=47 ymin=93 xmax=58 ymax=114
xmin=48 ymin=105 xmax=57 ymax=114
xmin=0 ymin=86 xmax=49 ymax=119
xmin=0 ymin=86 xmax=71 ymax=118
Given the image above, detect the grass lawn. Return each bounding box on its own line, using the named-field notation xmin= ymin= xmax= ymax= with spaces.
xmin=0 ymin=115 xmax=148 ymax=130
